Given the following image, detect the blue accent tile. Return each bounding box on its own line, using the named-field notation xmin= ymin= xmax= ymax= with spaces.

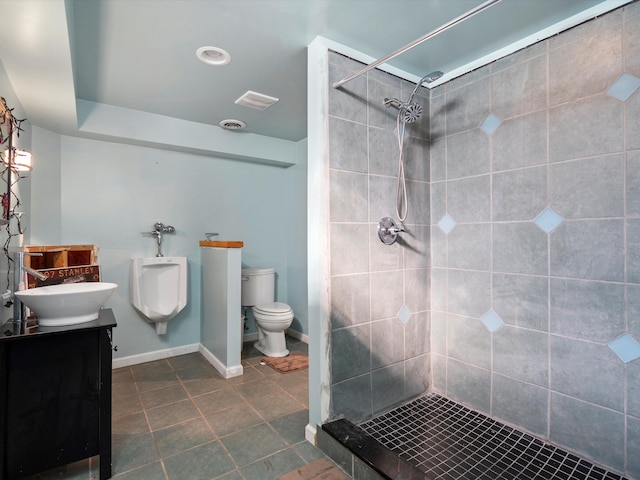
xmin=480 ymin=114 xmax=502 ymax=135
xmin=438 ymin=214 xmax=457 ymax=234
xmin=398 ymin=304 xmax=411 ymax=325
xmin=606 ymin=73 xmax=640 ymax=102
xmin=608 ymin=334 xmax=640 ymax=363
xmin=481 ymin=309 xmax=504 ymax=333
xmin=534 ymin=207 xmax=564 ymax=233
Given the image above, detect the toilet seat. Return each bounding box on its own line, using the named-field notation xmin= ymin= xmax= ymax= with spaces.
xmin=252 ymin=302 xmax=293 ymax=320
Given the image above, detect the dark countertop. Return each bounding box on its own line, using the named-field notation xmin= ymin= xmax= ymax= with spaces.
xmin=0 ymin=308 xmax=117 ymax=341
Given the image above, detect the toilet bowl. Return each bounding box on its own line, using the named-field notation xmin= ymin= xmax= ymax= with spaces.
xmin=241 ymin=268 xmax=294 ymax=357
xmin=130 ymin=256 xmax=188 ymax=335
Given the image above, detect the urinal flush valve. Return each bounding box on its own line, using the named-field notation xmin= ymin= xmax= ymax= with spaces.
xmin=145 ymin=221 xmax=176 ymax=257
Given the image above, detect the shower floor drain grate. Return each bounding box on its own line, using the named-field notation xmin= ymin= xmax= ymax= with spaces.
xmin=359 ymin=394 xmax=627 ymax=480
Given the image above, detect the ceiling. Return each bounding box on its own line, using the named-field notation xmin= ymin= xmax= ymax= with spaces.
xmin=0 ymin=0 xmax=632 ymax=149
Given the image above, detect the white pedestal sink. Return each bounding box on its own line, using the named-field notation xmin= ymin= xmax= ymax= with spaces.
xmin=14 ymin=282 xmax=118 ymax=326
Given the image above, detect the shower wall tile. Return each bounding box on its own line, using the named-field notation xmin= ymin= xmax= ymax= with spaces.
xmin=369 ymin=174 xmax=398 ymax=222
xmin=331 ymin=324 xmax=371 ymax=384
xmin=405 ymin=311 xmax=430 ymax=358
xmin=446 ymin=223 xmax=491 ymax=271
xmin=404 ymin=136 xmax=430 ymax=182
xmin=447 ymin=269 xmax=491 ymax=318
xmin=429 ymin=94 xmax=446 ymax=146
xmin=492 ymin=166 xmax=547 ymax=222
xmin=549 ymin=95 xmax=624 ymax=163
xmin=328 ymin=61 xmax=368 ymax=125
xmin=330 ymin=274 xmax=371 ymax=329
xmin=626 ymin=6 xmax=640 ymax=78
xmin=429 ymin=181 xmax=446 ymax=225
xmin=550 ymin=219 xmax=624 ymax=282
xmin=627 ymin=416 xmax=640 ymax=480
xmin=444 ymin=68 xmax=491 ymax=97
xmin=430 ymin=226 xmax=447 ymax=268
xmin=328 ymin=117 xmax=368 ymax=172
xmin=371 ymin=363 xmax=405 ymax=414
xmin=404 ymin=269 xmax=430 ymax=313
xmin=550 ymin=278 xmax=624 ymax=343
xmin=492 ymin=111 xmax=547 ymax=171
xmin=549 ymin=26 xmax=622 ymax=106
xmin=404 ymin=354 xmax=430 ymax=398
xmin=627 ymin=285 xmax=640 ymax=340
xmin=368 ymin=127 xmax=398 ymax=177
xmin=429 ymin=137 xmax=446 ymax=182
xmin=447 ymin=175 xmax=491 ymax=223
xmin=367 ymin=77 xmax=400 ymax=131
xmin=330 ymin=223 xmax=369 ymax=275
xmin=431 ymin=354 xmax=446 ymax=393
xmin=550 ymin=335 xmax=624 ymax=411
xmin=493 ymin=326 xmax=548 ymax=387
xmin=628 ymin=360 xmax=640 ymax=418
xmin=446 ymin=314 xmax=490 ymax=369
xmin=369 ymin=224 xmax=403 ymax=272
xmin=405 ymin=180 xmax=430 ymax=225
xmin=431 ymin=268 xmax=447 ymax=313
xmin=492 ymin=55 xmax=547 ymax=119
xmin=492 ymin=222 xmax=548 ymax=276
xmin=371 ymin=318 xmax=405 ymax=369
xmin=627 ymin=218 xmax=640 ymax=283
xmin=549 ymin=393 xmax=625 ymax=472
xmin=430 ymin=312 xmax=447 ymax=355
xmin=492 ymin=40 xmax=546 ymax=73
xmin=329 ymin=170 xmax=368 ymax=222
xmin=402 ymin=225 xmax=430 ymax=269
xmin=549 ymin=155 xmax=624 ymax=219
xmin=492 ymin=273 xmax=548 ymax=331
xmin=446 ymin=77 xmax=491 ymax=136
xmin=370 ymin=270 xmax=404 ymax=321
xmin=548 ymin=7 xmax=622 ymax=54
xmin=331 ymin=374 xmax=372 ymax=423
xmin=626 ymin=150 xmax=640 ymax=216
xmin=446 ymin=129 xmax=490 ymax=179
xmin=446 ymin=358 xmax=491 ymax=413
xmin=491 ymin=373 xmax=548 ymax=437
xmin=628 ymin=93 xmax=640 ymax=151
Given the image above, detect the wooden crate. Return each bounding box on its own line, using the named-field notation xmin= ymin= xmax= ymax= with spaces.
xmin=23 ymin=245 xmax=100 ymax=288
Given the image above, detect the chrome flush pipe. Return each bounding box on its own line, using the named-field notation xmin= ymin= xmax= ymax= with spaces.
xmin=146 ymin=222 xmax=176 ymax=257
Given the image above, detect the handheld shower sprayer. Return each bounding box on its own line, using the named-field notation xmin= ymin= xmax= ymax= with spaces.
xmin=378 ymin=70 xmax=444 ymax=245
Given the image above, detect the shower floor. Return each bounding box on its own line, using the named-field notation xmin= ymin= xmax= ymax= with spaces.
xmin=357 ymin=393 xmax=627 ymax=480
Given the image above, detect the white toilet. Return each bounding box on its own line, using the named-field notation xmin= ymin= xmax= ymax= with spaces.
xmin=130 ymin=257 xmax=188 ymax=335
xmin=241 ymin=268 xmax=294 ymax=357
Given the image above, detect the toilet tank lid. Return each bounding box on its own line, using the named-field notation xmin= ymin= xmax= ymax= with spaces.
xmin=242 ymin=268 xmax=275 ymax=276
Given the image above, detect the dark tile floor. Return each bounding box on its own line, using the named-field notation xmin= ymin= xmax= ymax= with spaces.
xmin=27 ymin=337 xmax=332 ymax=480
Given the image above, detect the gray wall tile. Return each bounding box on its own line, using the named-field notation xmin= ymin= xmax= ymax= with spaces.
xmin=328 ymin=61 xmax=368 ymax=124
xmin=331 ymin=324 xmax=371 ymax=383
xmin=330 ymin=169 xmax=368 ymax=223
xmin=491 ymin=374 xmax=548 ymax=437
xmin=493 ymin=326 xmax=548 ymax=386
xmin=550 ymin=278 xmax=624 ymax=342
xmin=550 ymin=155 xmax=624 ymax=219
xmin=330 ymin=223 xmax=369 ymax=275
xmin=371 ymin=363 xmax=406 ymax=414
xmin=431 ymin=311 xmax=447 ymax=355
xmin=492 ymin=273 xmax=548 ymax=331
xmin=627 ymin=415 xmax=640 ymax=480
xmin=626 ymin=150 xmax=640 ymax=216
xmin=626 ymin=5 xmax=640 ymax=77
xmin=447 ymin=223 xmax=491 ymax=271
xmin=405 ymin=311 xmax=430 ymax=358
xmin=492 ymin=55 xmax=547 ymax=119
xmin=402 ymin=225 xmax=430 ymax=269
xmin=404 ymin=354 xmax=430 ymax=399
xmin=370 ymin=270 xmax=404 ymax=320
xmin=446 ymin=358 xmax=491 ymax=414
xmin=447 ymin=174 xmax=491 ymax=223
xmin=550 ymin=393 xmax=625 ymax=472
xmin=628 ymin=360 xmax=640 ymax=418
xmin=404 ymin=268 xmax=430 ymax=313
xmin=329 ymin=116 xmax=368 ymax=172
xmin=549 ymin=96 xmax=624 ymax=163
xmin=550 ymin=335 xmax=624 ymax=411
xmin=331 ymin=374 xmax=372 ymax=423
xmin=330 ymin=274 xmax=370 ymax=329
xmin=368 ymin=127 xmax=398 ymax=177
xmin=550 ymin=220 xmax=624 ymax=282
xmin=446 ymin=77 xmax=490 ymax=135
xmin=446 ymin=129 xmax=490 ymax=179
xmin=492 ymin=110 xmax=547 ymax=171
xmin=628 ymin=92 xmax=640 ymax=152
xmin=493 ymin=222 xmax=548 ymax=276
xmin=492 ymin=166 xmax=547 ymax=222
xmin=371 ymin=318 xmax=405 ymax=369
xmin=447 ymin=314 xmax=491 ymax=369
xmin=447 ymin=269 xmax=491 ymax=318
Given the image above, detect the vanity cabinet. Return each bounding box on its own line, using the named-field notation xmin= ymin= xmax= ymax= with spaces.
xmin=0 ymin=309 xmax=116 ymax=479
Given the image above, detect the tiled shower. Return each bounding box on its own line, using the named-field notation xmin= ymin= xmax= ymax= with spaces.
xmin=324 ymin=1 xmax=640 ymax=478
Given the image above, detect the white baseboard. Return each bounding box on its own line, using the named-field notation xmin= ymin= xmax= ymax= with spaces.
xmin=286 ymin=328 xmax=309 ymax=344
xmin=112 ymin=343 xmax=200 ymax=369
xmin=305 ymin=423 xmax=317 ymax=445
xmin=243 ymin=332 xmax=258 ymax=343
xmin=198 ymin=344 xmax=243 ymax=379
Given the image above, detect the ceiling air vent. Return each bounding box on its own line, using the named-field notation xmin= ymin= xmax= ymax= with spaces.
xmin=219 ymin=119 xmax=246 ymax=130
xmin=234 ymin=90 xmax=279 ymax=110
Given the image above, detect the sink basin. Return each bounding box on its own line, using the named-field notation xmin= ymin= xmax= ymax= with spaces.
xmin=14 ymin=282 xmax=118 ymax=326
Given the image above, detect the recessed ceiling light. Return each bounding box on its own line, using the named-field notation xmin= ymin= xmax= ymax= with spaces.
xmin=219 ymin=119 xmax=246 ymax=130
xmin=196 ymin=46 xmax=231 ymax=66
xmin=234 ymin=90 xmax=279 ymax=110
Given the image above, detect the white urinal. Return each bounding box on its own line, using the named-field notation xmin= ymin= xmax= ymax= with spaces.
xmin=130 ymin=257 xmax=187 ymax=335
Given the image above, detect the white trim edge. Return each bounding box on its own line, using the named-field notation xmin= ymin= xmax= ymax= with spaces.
xmin=199 ymin=344 xmax=243 ymax=379
xmin=112 ymin=343 xmax=200 ymax=369
xmin=305 ymin=423 xmax=317 ymax=445
xmin=286 ymin=328 xmax=309 ymax=344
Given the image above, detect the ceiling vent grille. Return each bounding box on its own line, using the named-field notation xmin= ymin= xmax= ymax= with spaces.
xmin=234 ymin=90 xmax=279 ymax=110
xmin=219 ymin=119 xmax=246 ymax=130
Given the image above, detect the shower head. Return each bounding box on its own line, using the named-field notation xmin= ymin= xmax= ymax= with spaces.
xmin=383 ymin=70 xmax=444 ymax=124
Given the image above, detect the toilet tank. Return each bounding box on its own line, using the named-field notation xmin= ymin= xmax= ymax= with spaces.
xmin=241 ymin=268 xmax=275 ymax=306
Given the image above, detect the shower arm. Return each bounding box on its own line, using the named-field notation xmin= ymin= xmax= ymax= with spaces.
xmin=332 ymin=0 xmax=501 ymax=89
